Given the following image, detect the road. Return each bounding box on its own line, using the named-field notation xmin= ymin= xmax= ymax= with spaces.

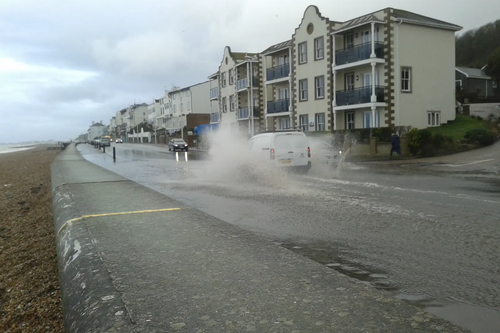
xmin=78 ymin=142 xmax=500 ymax=333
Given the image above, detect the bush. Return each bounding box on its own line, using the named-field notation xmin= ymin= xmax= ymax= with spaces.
xmin=407 ymin=128 xmax=420 ymax=155
xmin=407 ymin=128 xmax=457 ymax=157
xmin=464 ymin=128 xmax=496 ymax=146
xmin=371 ymin=127 xmax=393 ymax=142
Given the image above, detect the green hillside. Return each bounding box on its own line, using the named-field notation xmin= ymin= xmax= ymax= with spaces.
xmin=456 ymin=19 xmax=500 ymax=68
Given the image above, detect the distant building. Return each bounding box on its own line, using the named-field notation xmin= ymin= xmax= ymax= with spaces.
xmin=87 ymin=122 xmax=106 ymax=140
xmin=456 ymin=66 xmax=498 ymax=102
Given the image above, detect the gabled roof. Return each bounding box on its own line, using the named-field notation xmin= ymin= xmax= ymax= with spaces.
xmin=456 ymin=67 xmax=492 ymax=80
xmin=332 ymin=14 xmax=385 ymax=34
xmin=392 ymin=9 xmax=462 ymax=31
xmin=331 ymin=8 xmax=461 ymax=35
xmin=90 ymin=122 xmax=105 ymax=127
xmin=261 ymin=40 xmax=292 ymax=55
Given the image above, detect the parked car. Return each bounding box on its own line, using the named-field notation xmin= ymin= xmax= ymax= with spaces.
xmin=100 ymin=137 xmax=111 ymax=147
xmin=168 ymin=138 xmax=188 ymax=152
xmin=248 ymin=130 xmax=311 ymax=173
xmin=116 ymin=139 xmax=123 ymax=143
xmin=310 ymin=140 xmax=342 ymax=167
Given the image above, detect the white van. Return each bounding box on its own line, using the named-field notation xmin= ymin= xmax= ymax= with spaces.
xmin=248 ymin=131 xmax=311 ymax=172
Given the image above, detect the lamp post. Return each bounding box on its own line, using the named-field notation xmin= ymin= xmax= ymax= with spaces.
xmin=245 ymin=55 xmax=255 ymax=136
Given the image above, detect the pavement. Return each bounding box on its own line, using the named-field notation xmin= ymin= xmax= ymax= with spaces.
xmin=360 ymin=140 xmax=500 ymax=178
xmin=51 ymin=143 xmax=472 ymax=332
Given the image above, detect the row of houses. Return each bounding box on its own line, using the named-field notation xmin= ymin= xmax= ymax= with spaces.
xmin=87 ymin=5 xmax=468 ymax=143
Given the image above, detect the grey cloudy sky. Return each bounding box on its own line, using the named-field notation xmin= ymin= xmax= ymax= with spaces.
xmin=1 ymin=0 xmax=498 ymax=143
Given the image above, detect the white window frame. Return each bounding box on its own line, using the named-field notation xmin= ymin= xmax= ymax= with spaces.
xmin=280 ymin=117 xmax=291 ymax=130
xmin=229 ymin=95 xmax=235 ymax=111
xmin=402 ymin=67 xmax=411 ymax=92
xmin=427 ymin=111 xmax=440 ymax=127
xmin=315 ymin=113 xmax=325 ymax=131
xmin=222 ymin=97 xmax=227 ymax=113
xmin=299 ymin=42 xmax=307 ymax=64
xmin=228 ymin=69 xmax=234 ymax=85
xmin=221 ymin=72 xmax=227 ymax=87
xmin=345 ymin=73 xmax=354 ymax=91
xmin=346 ymin=112 xmax=355 ymax=129
xmin=299 ymin=79 xmax=308 ymax=101
xmin=363 ymin=111 xmax=380 ymax=128
xmin=314 ymin=36 xmax=324 ymax=60
xmin=315 ymin=76 xmax=325 ymax=99
xmin=299 ymin=114 xmax=308 ymax=132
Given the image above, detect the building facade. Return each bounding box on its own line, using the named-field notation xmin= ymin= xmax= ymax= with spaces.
xmin=331 ymin=8 xmax=461 ymax=130
xmin=217 ymin=47 xmax=261 ymax=136
xmin=87 ymin=122 xmax=106 ymax=141
xmin=261 ymin=40 xmax=292 ymax=131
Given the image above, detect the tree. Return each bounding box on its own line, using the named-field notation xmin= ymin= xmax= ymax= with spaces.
xmin=485 ymin=47 xmax=500 ymax=83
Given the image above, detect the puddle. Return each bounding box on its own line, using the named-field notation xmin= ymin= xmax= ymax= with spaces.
xmin=280 ymin=241 xmax=398 ymax=291
xmin=426 ymin=303 xmax=500 ymax=333
xmin=280 ymin=240 xmax=500 ymax=333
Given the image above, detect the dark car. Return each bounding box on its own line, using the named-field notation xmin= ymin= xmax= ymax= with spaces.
xmin=168 ymin=139 xmax=188 ymax=152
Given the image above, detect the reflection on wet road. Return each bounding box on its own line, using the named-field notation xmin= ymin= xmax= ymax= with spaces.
xmin=79 ymin=143 xmax=500 ymax=333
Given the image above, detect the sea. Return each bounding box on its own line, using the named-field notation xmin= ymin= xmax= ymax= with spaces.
xmin=0 ymin=144 xmax=36 ymax=155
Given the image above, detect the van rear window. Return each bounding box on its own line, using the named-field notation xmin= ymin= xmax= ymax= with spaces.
xmin=275 ymin=135 xmax=307 ymax=149
xmin=250 ymin=136 xmax=271 ymax=150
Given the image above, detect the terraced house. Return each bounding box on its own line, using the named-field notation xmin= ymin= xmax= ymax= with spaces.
xmin=214 ymin=5 xmax=461 ymax=134
xmin=215 ymin=46 xmax=261 ymax=135
xmin=331 ymin=7 xmax=461 ymax=130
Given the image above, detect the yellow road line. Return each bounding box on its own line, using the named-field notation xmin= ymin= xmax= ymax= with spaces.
xmin=57 ymin=208 xmax=181 ymax=236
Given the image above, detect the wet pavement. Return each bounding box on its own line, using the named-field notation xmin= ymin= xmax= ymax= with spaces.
xmin=78 ymin=142 xmax=500 ymax=333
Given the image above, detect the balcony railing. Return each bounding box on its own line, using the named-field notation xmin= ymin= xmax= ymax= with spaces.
xmin=210 ymin=87 xmax=219 ymax=99
xmin=210 ymin=112 xmax=219 ymax=123
xmin=266 ymin=63 xmax=290 ymax=81
xmin=236 ymin=77 xmax=259 ymax=90
xmin=335 ymin=86 xmax=384 ymax=106
xmin=267 ymin=98 xmax=290 ymax=114
xmin=335 ymin=42 xmax=384 ymax=66
xmin=237 ymin=106 xmax=259 ymax=119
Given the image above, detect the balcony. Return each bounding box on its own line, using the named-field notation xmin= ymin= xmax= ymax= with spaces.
xmin=210 ymin=87 xmax=219 ymax=99
xmin=237 ymin=106 xmax=259 ymax=120
xmin=267 ymin=98 xmax=290 ymax=114
xmin=335 ymin=42 xmax=384 ymax=66
xmin=335 ymin=86 xmax=384 ymax=106
xmin=236 ymin=77 xmax=259 ymax=91
xmin=210 ymin=112 xmax=219 ymax=123
xmin=266 ymin=63 xmax=290 ymax=81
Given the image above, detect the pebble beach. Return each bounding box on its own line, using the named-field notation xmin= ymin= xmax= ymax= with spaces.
xmin=0 ymin=145 xmax=63 ymax=332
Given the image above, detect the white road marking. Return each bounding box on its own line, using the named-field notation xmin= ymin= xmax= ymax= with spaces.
xmin=434 ymin=159 xmax=494 ymax=167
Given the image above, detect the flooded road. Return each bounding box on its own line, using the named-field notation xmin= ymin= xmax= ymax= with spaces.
xmin=78 ymin=143 xmax=500 ymax=333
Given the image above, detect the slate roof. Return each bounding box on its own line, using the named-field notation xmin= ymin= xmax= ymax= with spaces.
xmin=392 ymin=9 xmax=462 ymax=31
xmin=456 ymin=67 xmax=492 ymax=79
xmin=261 ymin=40 xmax=292 ymax=55
xmin=332 ymin=8 xmax=461 ymax=34
xmin=333 ymin=14 xmax=385 ymax=34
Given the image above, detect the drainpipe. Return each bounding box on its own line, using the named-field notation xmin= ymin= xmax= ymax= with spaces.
xmin=264 ymin=55 xmax=268 ymax=131
xmin=394 ymin=17 xmax=403 ymax=127
xmin=250 ymin=60 xmax=254 ymax=136
xmin=370 ymin=22 xmax=376 ymax=58
xmin=288 ymin=46 xmax=292 ymax=129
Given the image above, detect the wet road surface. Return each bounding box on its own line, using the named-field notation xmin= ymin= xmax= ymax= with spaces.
xmin=78 ymin=143 xmax=500 ymax=333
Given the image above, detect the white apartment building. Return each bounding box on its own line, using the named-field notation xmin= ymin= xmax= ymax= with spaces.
xmin=331 ymin=8 xmax=461 ymax=130
xmin=261 ymin=40 xmax=292 ymax=131
xmin=164 ymin=81 xmax=211 ymax=134
xmin=256 ymin=5 xmax=462 ymax=133
xmin=216 ymin=47 xmax=261 ymax=136
xmin=292 ymin=6 xmax=333 ymax=132
xmin=208 ymin=73 xmax=220 ymax=124
xmin=87 ymin=122 xmax=106 ymax=141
